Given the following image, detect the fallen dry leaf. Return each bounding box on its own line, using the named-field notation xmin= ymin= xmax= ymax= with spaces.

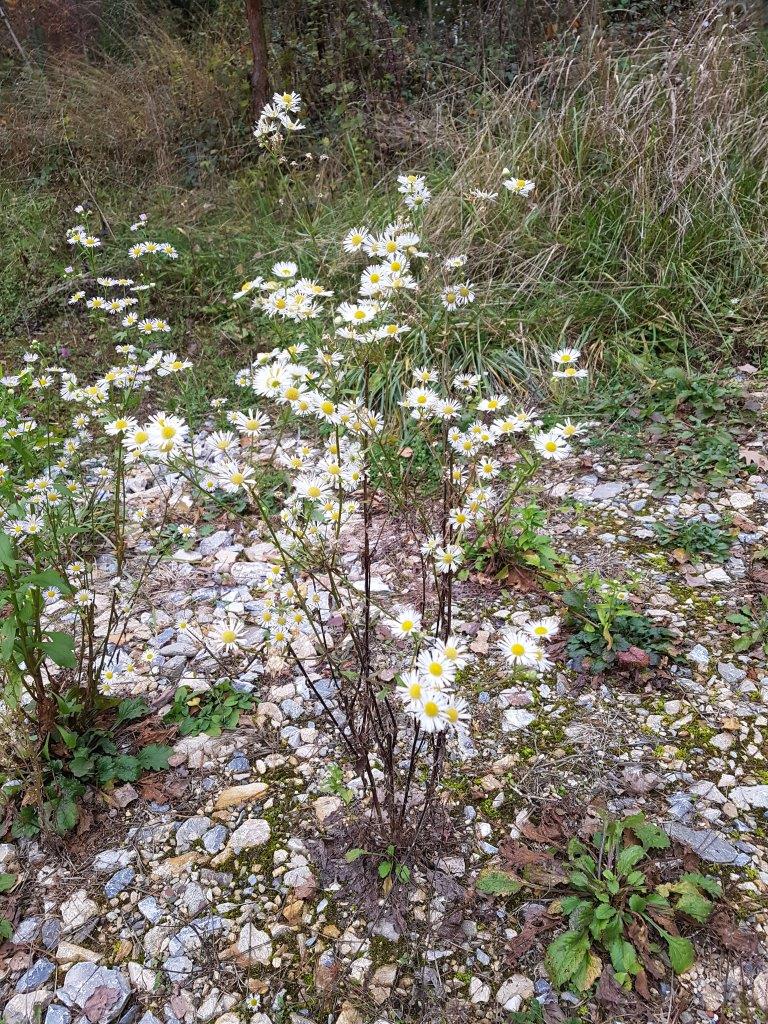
xmin=740 ymin=446 xmax=768 ymax=470
xmin=84 ymin=986 xmax=120 ymax=1022
xmin=616 ymin=645 xmax=651 ymax=668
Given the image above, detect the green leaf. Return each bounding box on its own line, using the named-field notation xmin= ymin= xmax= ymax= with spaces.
xmin=18 ymin=569 xmax=71 ymax=595
xmin=607 ymin=937 xmax=640 ymax=976
xmin=345 ymin=848 xmax=365 ymax=863
xmin=546 ymin=930 xmax=592 ymax=987
xmin=674 ymin=892 xmax=713 ymax=924
xmin=623 ymin=813 xmax=670 ymax=851
xmin=0 ymin=872 xmax=16 ymax=893
xmin=0 ymin=531 xmax=17 ymax=568
xmin=617 ymin=844 xmax=645 ymax=876
xmin=54 ymin=796 xmax=78 ymax=833
xmin=114 ymin=697 xmax=150 ymax=725
xmin=99 ymin=754 xmax=140 ymax=784
xmin=57 ymin=725 xmax=79 ymax=750
xmin=476 ymin=869 xmax=523 ymax=896
xmin=137 ymin=744 xmax=171 ymax=772
xmin=592 ymin=902 xmax=613 ymax=920
xmin=681 ymin=873 xmax=721 ymax=898
xmin=0 ymin=917 xmax=11 ymax=939
xmin=665 ymin=933 xmax=695 ymax=974
xmin=378 ymin=860 xmax=392 ymax=878
xmin=733 ymin=635 xmax=756 ymax=652
xmin=0 ymin=615 xmax=17 ymax=659
xmin=11 ymin=807 xmax=40 ymax=838
xmin=69 ymin=752 xmax=95 ymax=778
xmin=39 ymin=631 xmax=76 ymax=668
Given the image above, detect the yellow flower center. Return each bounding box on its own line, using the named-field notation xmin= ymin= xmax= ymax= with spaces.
xmin=423 ymin=700 xmax=439 ymax=718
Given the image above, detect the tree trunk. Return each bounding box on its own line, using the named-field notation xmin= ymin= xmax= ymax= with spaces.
xmin=245 ymin=0 xmax=270 ymax=117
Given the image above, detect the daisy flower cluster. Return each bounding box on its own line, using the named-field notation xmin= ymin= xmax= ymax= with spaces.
xmin=550 ymin=346 xmax=588 ymax=380
xmin=497 ymin=615 xmax=560 ymax=674
xmin=66 ymin=223 xmax=102 ymax=249
xmin=396 ymin=173 xmax=432 ymax=210
xmin=127 ymin=240 xmax=179 ymax=260
xmin=64 ymin=212 xmax=178 ymax=337
xmin=390 ymin=624 xmax=471 ymax=740
xmin=232 ymin=261 xmax=331 ymax=322
xmin=253 ymin=90 xmax=305 ymax=150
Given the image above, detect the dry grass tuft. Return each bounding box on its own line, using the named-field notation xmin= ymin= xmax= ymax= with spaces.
xmin=424 ymin=17 xmax=768 ymax=365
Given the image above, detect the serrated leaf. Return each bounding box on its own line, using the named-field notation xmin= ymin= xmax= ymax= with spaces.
xmin=665 ymin=933 xmax=695 ymax=974
xmin=546 ymin=930 xmax=592 ymax=987
xmin=69 ymin=754 xmax=94 ymax=779
xmin=573 ymin=951 xmax=603 ymax=991
xmin=623 ymin=813 xmax=670 ymax=850
xmin=674 ymin=892 xmax=713 ymax=923
xmin=476 ymin=868 xmax=523 ymax=896
xmin=115 ymin=697 xmax=149 ymax=725
xmin=617 ymin=844 xmax=645 ymax=875
xmin=680 ymin=873 xmax=721 ymax=898
xmin=138 ymin=744 xmax=171 ymax=772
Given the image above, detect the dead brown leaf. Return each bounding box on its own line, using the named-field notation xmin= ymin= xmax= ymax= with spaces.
xmin=505 ymin=907 xmax=559 ymax=962
xmin=84 ymin=986 xmax=121 ymax=1022
xmin=595 ymin=966 xmax=639 ymax=1011
xmin=616 ymin=645 xmax=652 ymax=668
xmin=709 ymin=910 xmax=759 ymax=954
xmin=500 ymin=840 xmax=569 ymax=887
xmin=740 ymin=446 xmax=768 ymax=470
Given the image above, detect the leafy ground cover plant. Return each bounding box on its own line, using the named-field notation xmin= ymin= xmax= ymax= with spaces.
xmin=645 ymin=422 xmax=742 ymax=496
xmin=562 ymin=574 xmax=674 ymax=672
xmin=344 ymin=843 xmax=412 ymax=890
xmin=163 ymin=681 xmax=255 ymax=737
xmin=461 ymin=501 xmax=562 ymax=580
xmin=545 ymin=814 xmax=721 ymax=992
xmin=7 ymin=693 xmax=169 ymax=836
xmin=727 ymin=598 xmax=768 ymax=657
xmin=652 ymin=517 xmax=734 ymax=563
xmin=573 ymin=365 xmax=755 ymax=495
